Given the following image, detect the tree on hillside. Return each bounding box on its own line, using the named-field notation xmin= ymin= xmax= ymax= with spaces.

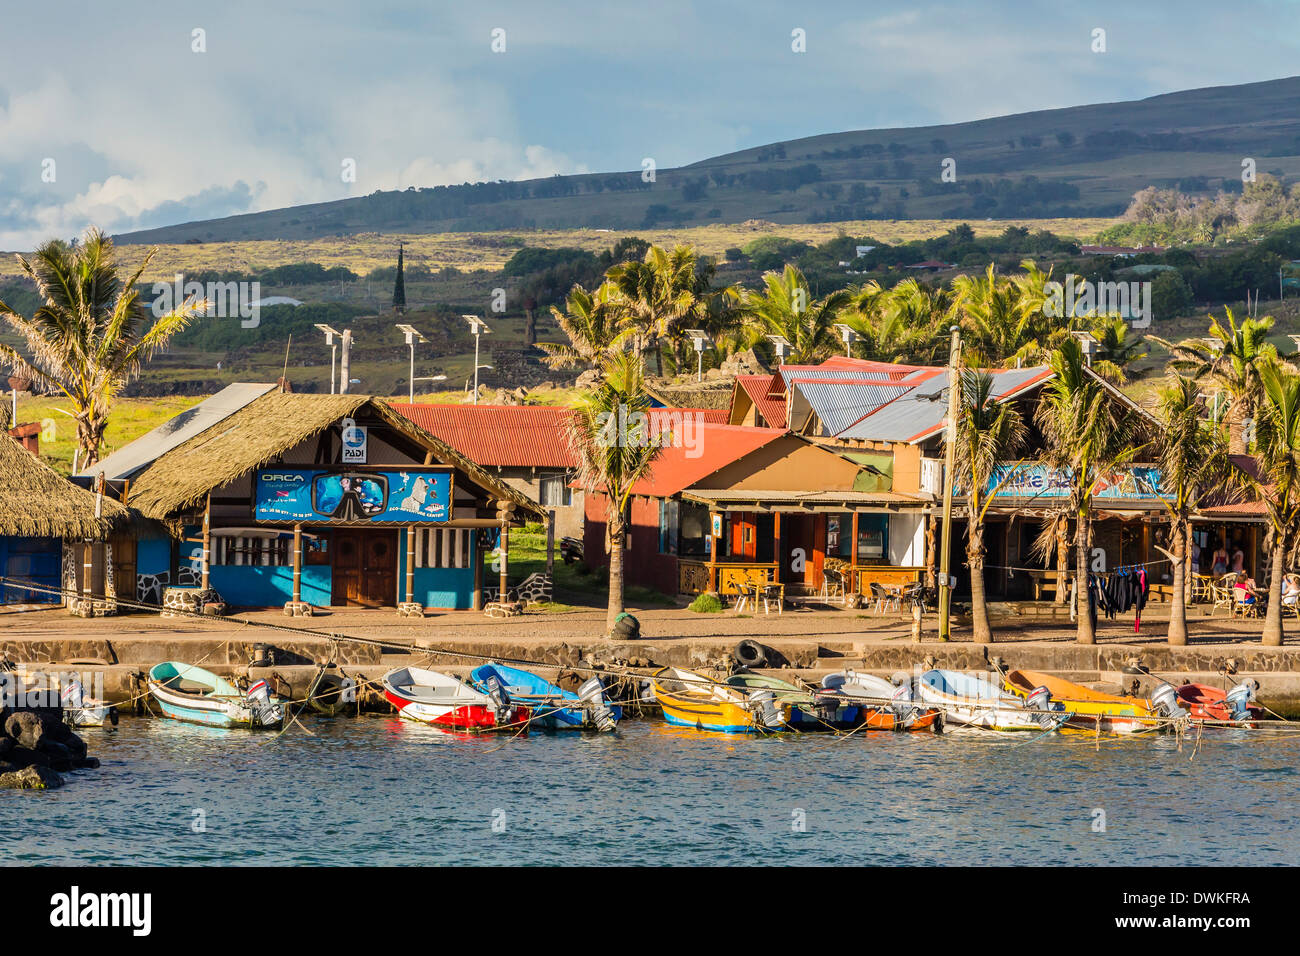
xmin=606 ymin=245 xmax=706 ymax=375
xmin=567 ymin=351 xmax=663 ymax=630
xmin=1151 ymin=307 xmax=1275 ymax=454
xmin=1035 ymin=337 xmax=1135 ymax=644
xmin=743 ymin=264 xmax=851 ymax=364
xmin=955 ymin=370 xmax=1027 ymax=643
xmin=0 ymin=227 xmax=205 ymax=467
xmin=393 ymin=242 xmax=406 ymax=313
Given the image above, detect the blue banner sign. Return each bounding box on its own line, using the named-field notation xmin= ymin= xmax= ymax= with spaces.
xmin=987 ymin=464 xmax=1163 ymax=499
xmin=255 ymin=468 xmax=452 ymax=523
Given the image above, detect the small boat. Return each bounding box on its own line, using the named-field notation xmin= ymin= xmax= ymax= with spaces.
xmin=819 ymin=671 xmax=943 ymax=732
xmin=469 ymin=663 xmax=619 ymax=732
xmin=726 ymin=671 xmax=856 ymax=731
xmin=382 ymin=666 xmax=529 ymax=731
xmin=60 ymin=678 xmax=118 ymax=728
xmin=1004 ymin=669 xmax=1163 ymax=734
xmin=147 ymin=662 xmax=284 ymax=729
xmin=652 ymin=666 xmax=785 ymax=734
xmin=1177 ymin=682 xmax=1264 ymax=725
xmin=916 ymin=669 xmax=1064 ymax=732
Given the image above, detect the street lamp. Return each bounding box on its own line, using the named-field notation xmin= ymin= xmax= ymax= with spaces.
xmin=463 ymin=315 xmax=491 ymax=404
xmin=834 ymin=323 xmax=856 ymax=358
xmin=685 ymin=328 xmax=710 ymax=381
xmin=1070 ymin=330 xmax=1101 ymax=368
xmin=396 ymin=323 xmax=427 ymax=403
xmin=766 ymin=334 xmax=791 ymax=365
xmin=315 ymin=324 xmax=341 ymax=393
xmin=412 ymin=374 xmax=448 ymax=398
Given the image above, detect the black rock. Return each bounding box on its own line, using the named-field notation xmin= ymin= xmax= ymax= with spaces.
xmin=72 ymin=756 xmax=100 ymax=770
xmin=4 ymin=711 xmax=47 ymax=750
xmin=62 ymin=732 xmax=87 ymax=759
xmin=0 ymin=736 xmax=13 ymax=757
xmin=37 ymin=740 xmax=74 ymax=771
xmin=5 ymin=747 xmax=52 ymax=769
xmin=0 ymin=765 xmax=63 ymax=789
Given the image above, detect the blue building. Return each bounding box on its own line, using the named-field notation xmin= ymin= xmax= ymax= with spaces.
xmin=82 ymin=387 xmax=544 ymax=613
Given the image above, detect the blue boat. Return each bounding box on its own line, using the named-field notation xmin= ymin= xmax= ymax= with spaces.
xmin=469 ymin=663 xmax=619 ymax=732
xmin=147 ymin=662 xmax=284 ymax=729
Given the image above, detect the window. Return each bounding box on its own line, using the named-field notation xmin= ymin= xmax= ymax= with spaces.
xmin=658 ymin=499 xmax=679 ymax=555
xmin=213 ymin=536 xmax=290 ymax=566
xmin=539 ymin=473 xmax=572 ymax=507
xmin=414 ymin=528 xmax=474 ymax=569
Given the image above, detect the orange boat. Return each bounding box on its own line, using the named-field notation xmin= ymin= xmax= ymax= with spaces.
xmin=1004 ymin=669 xmax=1164 ymax=734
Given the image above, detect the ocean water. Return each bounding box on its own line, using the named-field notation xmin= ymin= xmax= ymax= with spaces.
xmin=5 ymin=716 xmax=1298 ymax=866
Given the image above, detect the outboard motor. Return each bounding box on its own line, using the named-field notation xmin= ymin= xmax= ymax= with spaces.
xmin=1224 ymin=682 xmax=1256 ymax=721
xmin=246 ymin=679 xmax=281 ymax=727
xmin=578 ymin=677 xmax=617 ymax=732
xmin=811 ymin=689 xmax=840 ymax=723
xmin=1150 ymin=682 xmax=1187 ymax=721
xmin=60 ymin=679 xmax=85 ymax=710
xmin=748 ymin=689 xmax=784 ymax=729
xmin=485 ymin=674 xmax=516 ymax=725
xmin=889 ymin=681 xmax=919 ymax=728
xmin=1025 ymin=685 xmax=1057 ymax=729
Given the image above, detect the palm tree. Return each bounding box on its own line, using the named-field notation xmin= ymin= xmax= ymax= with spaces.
xmin=1151 ymin=307 xmax=1276 ymax=454
xmin=1034 ymin=336 xmax=1132 ymax=644
xmin=567 ymin=351 xmax=664 ymax=630
xmin=1245 ymin=361 xmax=1300 ymax=646
xmin=606 ymin=245 xmax=704 ymax=376
xmin=848 ymin=278 xmax=948 ymax=364
xmin=1151 ymin=375 xmax=1232 ymax=645
xmin=0 ymin=227 xmax=204 ymax=467
xmin=537 ymin=280 xmax=626 ymax=371
xmin=955 ymin=370 xmax=1027 ymax=643
xmin=950 ymin=264 xmax=1043 ymax=368
xmin=744 ymin=264 xmax=851 ymax=364
xmin=1089 ymin=314 xmax=1148 ymax=384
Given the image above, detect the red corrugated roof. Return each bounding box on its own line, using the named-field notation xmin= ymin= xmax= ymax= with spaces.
xmin=631 ymin=424 xmax=788 ymax=497
xmin=393 ymin=404 xmax=730 ymax=469
xmin=735 ymin=375 xmax=787 ymax=428
xmin=392 ymin=404 xmax=577 ymax=468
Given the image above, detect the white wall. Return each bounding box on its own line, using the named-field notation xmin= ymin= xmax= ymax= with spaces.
xmin=888 ymin=512 xmax=925 ymax=566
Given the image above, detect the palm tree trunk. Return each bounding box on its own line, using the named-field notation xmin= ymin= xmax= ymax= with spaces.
xmin=967 ymin=513 xmax=992 ymax=643
xmin=1263 ymin=535 xmax=1286 ymax=646
xmin=1168 ymin=517 xmax=1188 ymax=646
xmin=1055 ymin=516 xmax=1069 ymax=605
xmin=1228 ymin=404 xmax=1246 ymax=455
xmin=1075 ymin=510 xmax=1095 ymax=644
xmin=606 ymin=513 xmax=626 ymax=632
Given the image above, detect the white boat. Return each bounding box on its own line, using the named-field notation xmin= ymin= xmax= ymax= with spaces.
xmin=61 ymin=679 xmax=117 ymax=728
xmin=915 ymin=669 xmax=1064 ymax=732
xmin=381 ymin=666 xmax=525 ymax=731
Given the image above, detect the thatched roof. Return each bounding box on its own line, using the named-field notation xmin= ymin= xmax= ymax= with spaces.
xmin=126 ymin=392 xmax=543 ymax=520
xmin=0 ymin=435 xmax=128 ymax=539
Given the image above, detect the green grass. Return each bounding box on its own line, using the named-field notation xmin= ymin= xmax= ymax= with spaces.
xmin=688 ymin=593 xmax=724 ymax=613
xmin=507 ymin=525 xmax=675 ymax=606
xmin=13 ymin=394 xmax=204 ymax=475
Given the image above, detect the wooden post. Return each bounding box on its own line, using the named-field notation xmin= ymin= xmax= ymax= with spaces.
xmin=850 ymin=510 xmax=860 ymax=596
xmin=938 ymin=326 xmax=961 ymax=640
xmin=773 ymin=510 xmax=782 ymax=582
xmin=499 ymin=520 xmax=509 ymax=601
xmin=472 ymin=530 xmax=483 ymax=611
xmin=546 ymin=509 xmax=556 ymax=578
xmin=405 ymin=525 xmax=415 ymax=604
xmin=709 ymin=514 xmax=719 ymax=592
xmin=292 ymin=523 xmax=303 ymax=603
xmin=200 ymin=494 xmax=211 ymax=590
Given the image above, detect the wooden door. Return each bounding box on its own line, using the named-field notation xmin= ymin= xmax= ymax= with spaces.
xmin=110 ymin=533 xmax=136 ymax=605
xmin=332 ymin=531 xmax=396 ymax=607
xmin=730 ymin=513 xmax=757 ymax=560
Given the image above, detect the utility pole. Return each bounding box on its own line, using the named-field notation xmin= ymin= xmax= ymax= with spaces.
xmin=339 ymin=329 xmax=353 ymax=394
xmin=937 ymin=325 xmax=961 ymax=642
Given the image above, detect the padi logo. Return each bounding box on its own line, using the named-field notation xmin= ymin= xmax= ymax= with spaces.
xmin=50 ymin=886 xmax=151 ymax=937
xmin=1043 ymin=274 xmax=1152 ymax=329
xmin=152 ymin=273 xmax=261 ymax=329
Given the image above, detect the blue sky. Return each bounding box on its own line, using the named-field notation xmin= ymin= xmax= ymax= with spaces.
xmin=0 ymin=0 xmax=1297 ymax=248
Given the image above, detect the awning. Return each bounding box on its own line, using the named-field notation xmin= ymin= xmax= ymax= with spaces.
xmin=679 ymin=488 xmax=930 ymax=513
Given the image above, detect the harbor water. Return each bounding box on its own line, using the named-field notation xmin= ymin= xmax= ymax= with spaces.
xmin=6 ymin=717 xmax=1299 ymax=866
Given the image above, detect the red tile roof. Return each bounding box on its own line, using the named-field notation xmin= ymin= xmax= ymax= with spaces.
xmin=631 ymin=424 xmax=788 ymax=497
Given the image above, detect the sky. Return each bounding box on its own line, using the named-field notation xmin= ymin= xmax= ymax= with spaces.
xmin=0 ymin=0 xmax=1297 ymax=249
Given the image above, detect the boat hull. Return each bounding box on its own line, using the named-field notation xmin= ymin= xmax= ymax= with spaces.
xmin=148 ymin=683 xmax=257 ymax=728
xmin=1004 ymin=670 xmax=1159 ymax=734
xmin=1176 ymin=683 xmax=1263 ymax=725
xmin=470 ymin=663 xmax=621 ymax=732
xmin=383 ymin=690 xmax=509 ymax=730
xmin=917 ymin=670 xmax=1053 ymax=732
xmin=654 ymin=668 xmax=765 ymax=734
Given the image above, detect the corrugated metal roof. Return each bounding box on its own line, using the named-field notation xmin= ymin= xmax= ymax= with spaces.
xmin=735 ymin=375 xmax=786 ymax=428
xmin=393 ymin=405 xmax=577 ymax=468
xmin=82 ymin=382 xmax=278 ymax=481
xmin=793 ymin=381 xmax=912 ymax=435
xmin=837 ymin=393 xmax=950 ymax=442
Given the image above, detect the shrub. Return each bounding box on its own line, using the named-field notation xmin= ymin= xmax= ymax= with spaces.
xmin=689 ymin=593 xmax=723 ymax=613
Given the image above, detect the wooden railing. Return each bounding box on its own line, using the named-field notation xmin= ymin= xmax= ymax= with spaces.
xmin=851 ymin=566 xmax=925 ymax=593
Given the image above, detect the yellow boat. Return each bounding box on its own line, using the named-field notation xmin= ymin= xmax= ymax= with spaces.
xmin=1004 ymin=669 xmax=1161 ymax=734
xmin=651 ymin=666 xmax=784 ymax=734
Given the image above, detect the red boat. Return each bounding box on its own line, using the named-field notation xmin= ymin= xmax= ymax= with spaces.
xmin=382 ymin=666 xmax=529 ymax=731
xmin=1176 ymin=683 xmax=1264 ymax=724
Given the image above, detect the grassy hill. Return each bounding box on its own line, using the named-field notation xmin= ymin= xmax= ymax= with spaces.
xmin=107 ymin=76 xmax=1300 ymax=245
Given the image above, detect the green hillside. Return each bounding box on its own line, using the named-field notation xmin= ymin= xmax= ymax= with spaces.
xmin=111 ymin=76 xmax=1300 ymax=245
